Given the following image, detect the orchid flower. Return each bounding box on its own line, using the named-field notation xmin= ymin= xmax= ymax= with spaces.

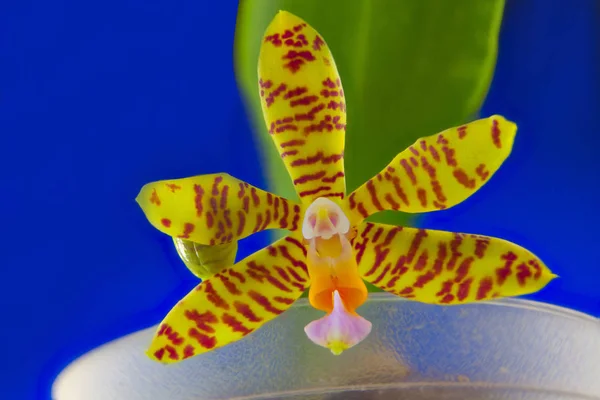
xmin=136 ymin=11 xmax=556 ymax=363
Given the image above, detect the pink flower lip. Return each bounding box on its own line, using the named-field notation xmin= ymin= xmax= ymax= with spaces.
xmin=304 ymin=290 xmax=372 ymax=355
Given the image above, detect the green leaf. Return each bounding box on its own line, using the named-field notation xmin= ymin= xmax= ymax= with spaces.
xmin=234 ymin=0 xmax=504 ymax=230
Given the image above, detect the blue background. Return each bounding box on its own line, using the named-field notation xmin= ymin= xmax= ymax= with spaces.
xmin=1 ymin=0 xmax=598 ymax=399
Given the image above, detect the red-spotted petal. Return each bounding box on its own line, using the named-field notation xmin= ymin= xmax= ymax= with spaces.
xmin=354 ymin=222 xmax=556 ymax=304
xmin=136 ymin=173 xmax=302 ymax=245
xmin=147 ymin=234 xmax=309 ymax=363
xmin=347 ymin=115 xmax=516 ymax=223
xmin=258 ymin=11 xmax=347 ymax=203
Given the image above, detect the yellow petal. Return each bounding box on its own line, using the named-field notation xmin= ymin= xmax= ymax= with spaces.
xmin=347 ymin=116 xmax=516 ymax=222
xmin=354 ymin=222 xmax=556 ymax=304
xmin=173 ymin=238 xmax=237 ymax=280
xmin=147 ymin=234 xmax=309 ymax=363
xmin=258 ymin=11 xmax=346 ymax=203
xmin=136 ymin=173 xmax=302 ymax=245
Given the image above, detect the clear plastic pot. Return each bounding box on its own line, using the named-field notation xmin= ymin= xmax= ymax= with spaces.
xmin=52 ymin=294 xmax=600 ymax=400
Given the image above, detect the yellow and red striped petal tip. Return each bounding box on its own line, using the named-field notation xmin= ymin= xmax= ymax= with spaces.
xmin=136 ymin=173 xmax=302 ymax=245
xmin=354 ymin=223 xmax=557 ymax=305
xmin=144 ymin=234 xmax=310 ymax=363
xmin=347 ymin=115 xmax=517 ymax=222
xmin=258 ymin=10 xmax=347 ymax=202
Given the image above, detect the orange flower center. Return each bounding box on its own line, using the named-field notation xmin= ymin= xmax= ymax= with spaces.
xmin=301 ymin=198 xmax=367 ymax=313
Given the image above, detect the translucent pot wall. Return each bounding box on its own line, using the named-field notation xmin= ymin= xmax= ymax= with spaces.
xmin=52 ymin=294 xmax=600 ymax=400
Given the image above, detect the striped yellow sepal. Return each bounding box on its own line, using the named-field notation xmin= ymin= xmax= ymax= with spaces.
xmin=347 ymin=115 xmax=516 ymax=222
xmin=354 ymin=222 xmax=556 ymax=304
xmin=258 ymin=11 xmax=347 ymax=203
xmin=136 ymin=173 xmax=302 ymax=245
xmin=147 ymin=234 xmax=309 ymax=363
